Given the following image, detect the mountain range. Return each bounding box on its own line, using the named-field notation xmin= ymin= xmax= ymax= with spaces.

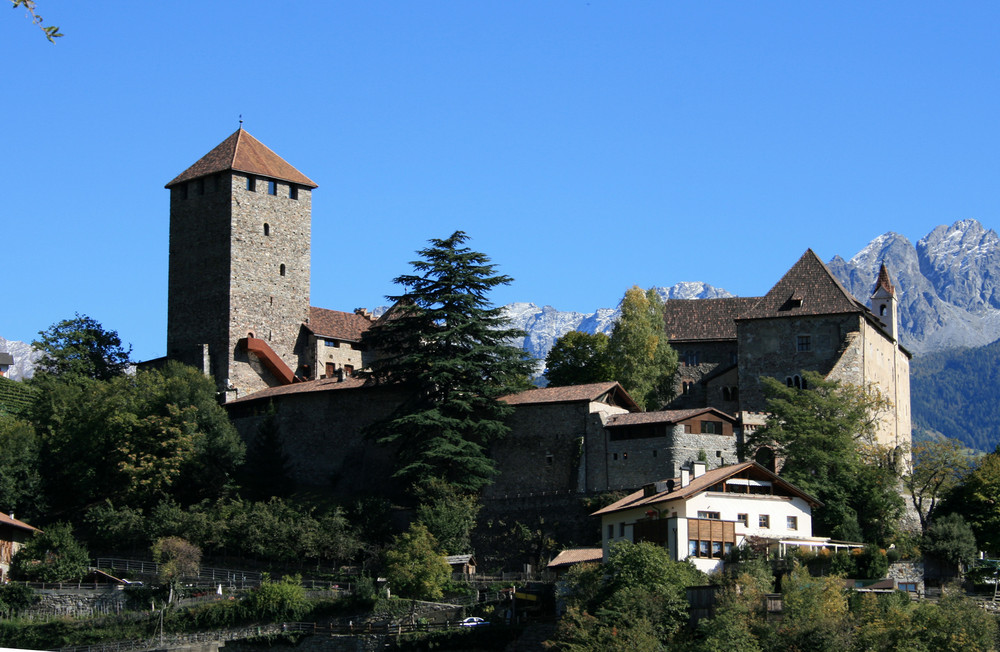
xmin=507 ymin=219 xmax=1000 ymax=364
xmin=5 ymin=219 xmax=998 ymax=449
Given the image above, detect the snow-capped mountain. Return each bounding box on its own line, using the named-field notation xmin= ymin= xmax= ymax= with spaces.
xmin=829 ymin=219 xmax=1000 ymax=354
xmin=0 ymin=336 xmax=40 ymax=381
xmin=514 ymin=219 xmax=1000 ymax=364
xmin=505 ymin=283 xmax=735 ymax=369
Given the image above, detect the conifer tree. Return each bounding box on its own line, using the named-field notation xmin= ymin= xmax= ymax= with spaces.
xmin=362 ymin=231 xmax=533 ymax=493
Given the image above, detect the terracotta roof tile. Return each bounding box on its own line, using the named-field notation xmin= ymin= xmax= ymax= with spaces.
xmin=741 ymin=249 xmax=863 ymax=320
xmin=308 ymin=307 xmax=373 ymax=342
xmin=166 ymin=129 xmax=317 ymax=189
xmin=591 ymin=462 xmax=821 ymax=516
xmin=605 ymin=407 xmax=736 ymax=427
xmin=663 ymin=297 xmax=757 ymax=341
xmin=0 ymin=512 xmax=39 ymax=532
xmin=499 ymin=382 xmax=639 ymax=411
xmin=548 ymin=548 xmax=604 ymax=568
xmin=876 ymin=264 xmax=895 ymax=296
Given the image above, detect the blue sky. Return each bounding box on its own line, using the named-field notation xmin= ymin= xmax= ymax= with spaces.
xmin=4 ymin=2 xmax=1000 ymax=362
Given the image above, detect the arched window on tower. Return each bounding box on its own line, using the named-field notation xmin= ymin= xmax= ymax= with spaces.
xmin=279 ymin=264 xmax=286 ymax=276
xmin=880 ymin=304 xmax=887 ymax=317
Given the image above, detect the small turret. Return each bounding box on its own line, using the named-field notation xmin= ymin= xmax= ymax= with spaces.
xmin=870 ymin=263 xmax=898 ymax=341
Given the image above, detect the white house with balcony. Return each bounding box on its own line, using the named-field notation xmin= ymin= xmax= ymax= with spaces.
xmin=592 ymin=461 xmax=825 ymax=573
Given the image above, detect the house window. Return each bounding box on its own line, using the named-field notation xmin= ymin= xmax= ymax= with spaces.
xmin=247 ymin=176 xmax=256 ymax=191
xmin=613 ymin=453 xmax=618 ymax=461
xmin=682 ymin=381 xmax=693 ymax=395
xmin=701 ymin=421 xmax=723 ymax=434
xmin=608 ymin=524 xmax=614 ymax=540
xmin=263 ymin=223 xmax=270 ymax=236
xmin=344 ymin=365 xmax=354 ymax=377
xmin=797 ymin=335 xmax=811 ymax=352
xmin=289 ymin=185 xmax=298 ymax=200
xmin=325 ymin=363 xmax=335 ymax=378
xmin=268 ymin=180 xmax=277 ymax=195
xmin=684 ymin=424 xmax=692 ymax=433
xmin=324 ymin=340 xmax=339 ymax=347
xmin=787 ymin=516 xmax=798 ymax=530
xmin=697 ymin=511 xmax=720 ymax=520
xmin=759 ymin=515 xmax=770 ymax=529
xmin=652 ymin=449 xmax=657 ymax=458
xmin=899 ymin=582 xmax=917 ymax=593
xmin=546 ymin=453 xmax=554 ymax=466
xmin=688 ymin=518 xmax=736 ymax=558
xmin=737 ymin=513 xmax=748 ymax=527
xmin=619 ymin=522 xmax=626 ymax=537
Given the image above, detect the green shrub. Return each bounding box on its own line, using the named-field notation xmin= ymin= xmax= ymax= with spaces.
xmin=242 ymin=575 xmax=307 ymax=621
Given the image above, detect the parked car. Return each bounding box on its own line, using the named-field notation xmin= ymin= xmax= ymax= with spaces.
xmin=459 ymin=616 xmax=487 ymax=627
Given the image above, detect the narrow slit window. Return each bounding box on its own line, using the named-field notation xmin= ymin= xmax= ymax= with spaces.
xmin=279 ymin=264 xmax=286 ymax=276
xmin=247 ymin=176 xmax=256 ymax=192
xmin=268 ymin=180 xmax=277 ymax=195
xmin=263 ymin=223 xmax=270 ymax=236
xmin=289 ymin=185 xmax=298 ymax=200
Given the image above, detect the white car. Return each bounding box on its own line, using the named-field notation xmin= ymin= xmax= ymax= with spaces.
xmin=459 ymin=616 xmax=487 ymax=627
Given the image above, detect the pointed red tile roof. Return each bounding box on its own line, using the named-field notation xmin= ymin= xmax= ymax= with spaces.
xmin=165 ymin=128 xmax=317 ymax=189
xmin=663 ymin=297 xmax=757 ymax=341
xmin=0 ymin=511 xmax=39 ymax=533
xmin=740 ymin=249 xmax=863 ymax=320
xmin=876 ymin=264 xmax=895 ymax=296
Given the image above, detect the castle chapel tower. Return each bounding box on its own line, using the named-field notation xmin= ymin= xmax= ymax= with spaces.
xmin=165 ymin=129 xmax=317 ymax=401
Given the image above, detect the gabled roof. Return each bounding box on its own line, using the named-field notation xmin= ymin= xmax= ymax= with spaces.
xmin=663 ymin=297 xmax=757 ymax=341
xmin=548 ymin=548 xmax=603 ymax=569
xmin=0 ymin=512 xmax=39 ymax=533
xmin=499 ymin=382 xmax=639 ymax=411
xmin=605 ymin=407 xmax=736 ymax=427
xmin=740 ymin=249 xmax=863 ymax=320
xmin=165 ymin=128 xmax=317 ymax=189
xmin=591 ymin=461 xmax=822 ymax=517
xmin=308 ymin=307 xmax=373 ymax=342
xmin=0 ymin=352 xmax=13 ymax=366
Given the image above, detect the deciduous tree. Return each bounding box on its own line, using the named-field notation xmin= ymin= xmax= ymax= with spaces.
xmin=544 ymin=331 xmax=614 ymax=387
xmin=607 ymin=287 xmax=677 ymax=410
xmin=383 ymin=523 xmax=451 ymax=600
xmin=905 ymin=438 xmax=972 ymax=533
xmin=361 ymin=231 xmax=534 ymax=493
xmin=11 ymin=522 xmax=89 ymax=582
xmin=152 ymin=536 xmax=201 ymax=601
xmin=32 ymin=313 xmax=131 ymax=381
xmin=941 ymin=449 xmax=1000 ymax=555
xmin=742 ymin=371 xmax=903 ymax=543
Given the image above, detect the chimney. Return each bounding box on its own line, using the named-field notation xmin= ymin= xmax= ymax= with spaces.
xmin=693 ymin=461 xmax=707 ymax=478
xmin=680 ymin=465 xmax=690 ymax=488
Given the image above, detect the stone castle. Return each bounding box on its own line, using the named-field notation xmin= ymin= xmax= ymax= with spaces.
xmin=163 ymin=130 xmax=911 ymax=506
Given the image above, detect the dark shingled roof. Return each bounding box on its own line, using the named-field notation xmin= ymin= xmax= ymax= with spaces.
xmin=308 ymin=307 xmax=373 ymax=342
xmin=741 ymin=249 xmax=863 ymax=320
xmin=663 ymin=297 xmax=757 ymax=341
xmin=499 ymin=382 xmax=639 ymax=411
xmin=592 ymin=462 xmax=822 ymax=516
xmin=605 ymin=407 xmax=736 ymax=427
xmin=165 ymin=129 xmax=317 ymax=189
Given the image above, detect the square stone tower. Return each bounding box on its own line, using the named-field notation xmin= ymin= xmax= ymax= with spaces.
xmin=165 ymin=128 xmax=317 ymax=400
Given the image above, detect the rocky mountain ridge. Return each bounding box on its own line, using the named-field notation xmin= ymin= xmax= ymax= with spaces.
xmin=512 ymin=219 xmax=1000 ymax=366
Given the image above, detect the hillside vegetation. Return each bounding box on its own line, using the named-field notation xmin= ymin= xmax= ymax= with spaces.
xmin=911 ymin=339 xmax=1000 ymax=452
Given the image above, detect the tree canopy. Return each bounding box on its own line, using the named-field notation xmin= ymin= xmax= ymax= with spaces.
xmin=606 ymin=287 xmax=677 ymax=410
xmin=32 ymin=313 xmax=131 ymax=381
xmin=905 ymin=437 xmax=972 ymax=533
xmin=31 ymin=361 xmax=245 ymax=517
xmin=940 ymin=448 xmax=1000 ymax=555
xmin=544 ymin=331 xmax=614 ymax=387
xmin=742 ymin=371 xmax=903 ymax=543
xmin=361 ymin=231 xmax=534 ymax=493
